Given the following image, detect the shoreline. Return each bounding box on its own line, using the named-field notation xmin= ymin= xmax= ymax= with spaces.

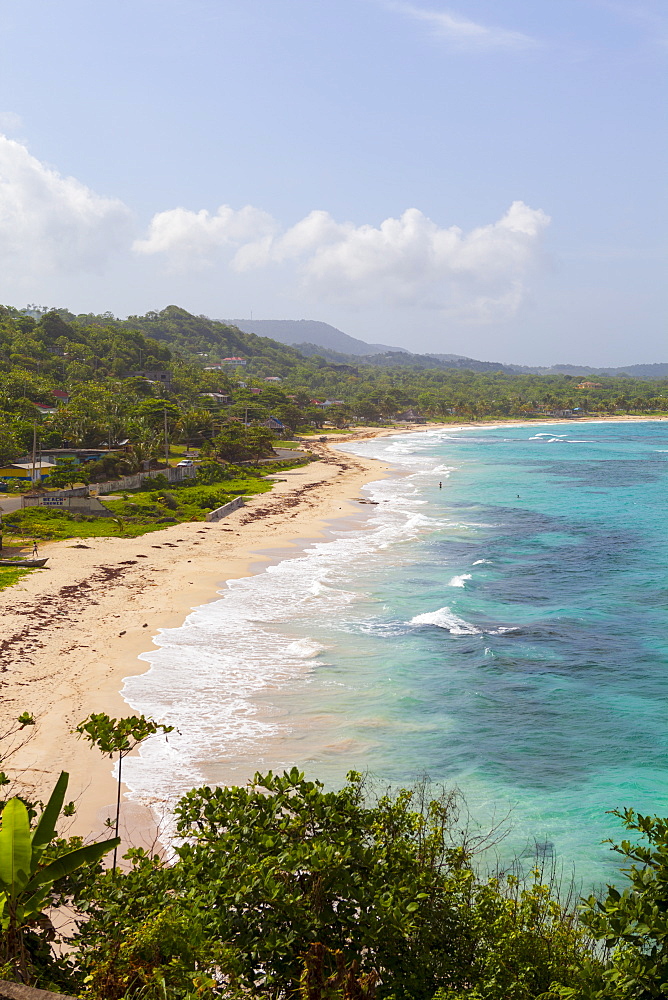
xmin=1 ymin=415 xmax=664 ymax=847
xmin=0 ymin=426 xmax=405 ymax=845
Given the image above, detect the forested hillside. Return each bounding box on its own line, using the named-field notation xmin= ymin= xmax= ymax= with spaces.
xmin=1 ymin=303 xmax=667 ymax=468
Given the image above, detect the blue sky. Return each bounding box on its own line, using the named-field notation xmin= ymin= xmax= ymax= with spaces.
xmin=0 ymin=0 xmax=665 ymax=364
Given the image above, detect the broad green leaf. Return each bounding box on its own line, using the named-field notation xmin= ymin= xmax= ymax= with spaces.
xmin=0 ymin=798 xmax=32 ymax=896
xmin=31 ymin=770 xmax=69 ymax=865
xmin=24 ymin=836 xmax=120 ymax=893
xmin=17 ymin=883 xmax=53 ymax=924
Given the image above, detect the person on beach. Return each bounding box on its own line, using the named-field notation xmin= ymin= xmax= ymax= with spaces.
xmin=32 ymin=538 xmax=39 ymax=558
xmin=439 ymin=482 xmax=442 ymax=489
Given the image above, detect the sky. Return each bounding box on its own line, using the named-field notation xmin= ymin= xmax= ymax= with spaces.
xmin=0 ymin=0 xmax=665 ymax=365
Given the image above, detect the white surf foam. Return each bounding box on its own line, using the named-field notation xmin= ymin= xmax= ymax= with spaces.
xmin=448 ymin=573 xmax=472 ymax=587
xmin=120 ymin=450 xmax=460 ymax=817
xmin=410 ymin=606 xmax=482 ymax=635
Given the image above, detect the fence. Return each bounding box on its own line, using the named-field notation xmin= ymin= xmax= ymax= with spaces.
xmin=21 ymin=466 xmax=197 ymax=507
xmin=95 ymin=465 xmax=197 ymax=494
xmin=22 ymin=495 xmax=116 ymax=517
xmin=205 ymin=496 xmax=245 ymax=522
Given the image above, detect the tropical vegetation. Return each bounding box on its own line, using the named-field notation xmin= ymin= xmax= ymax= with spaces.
xmin=1 ymin=304 xmax=667 ymax=480
xmin=3 ymin=711 xmax=668 ymax=999
xmin=3 ymin=302 xmax=668 ymax=998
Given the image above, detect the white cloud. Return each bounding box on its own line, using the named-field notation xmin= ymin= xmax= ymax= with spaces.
xmin=0 ymin=135 xmax=132 ymax=275
xmin=261 ymin=201 xmax=549 ymax=320
xmin=389 ymin=2 xmax=537 ymax=51
xmin=0 ymin=135 xmax=548 ymax=325
xmin=133 ymin=204 xmax=278 ymax=267
xmin=137 ymin=200 xmax=550 ymax=323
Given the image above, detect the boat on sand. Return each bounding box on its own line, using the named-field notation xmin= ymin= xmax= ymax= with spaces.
xmin=0 ymin=557 xmax=49 ymax=568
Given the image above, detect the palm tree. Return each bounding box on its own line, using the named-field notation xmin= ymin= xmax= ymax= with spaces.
xmin=176 ymin=408 xmax=213 ymax=451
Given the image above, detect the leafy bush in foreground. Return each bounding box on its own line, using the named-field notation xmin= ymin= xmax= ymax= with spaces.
xmin=8 ymin=709 xmax=668 ymax=1000
xmin=71 ymin=770 xmax=598 ymax=1000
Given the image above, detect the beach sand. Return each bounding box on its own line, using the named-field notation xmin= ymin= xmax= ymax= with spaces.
xmin=0 ymin=428 xmax=410 ymax=846
xmin=1 ymin=415 xmax=664 ymax=848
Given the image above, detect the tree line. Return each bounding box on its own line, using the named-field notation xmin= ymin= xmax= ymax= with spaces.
xmin=1 ymin=304 xmax=667 ymax=472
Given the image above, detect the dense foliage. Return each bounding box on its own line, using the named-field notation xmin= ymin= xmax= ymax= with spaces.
xmin=5 ymin=709 xmax=668 ymax=999
xmin=1 ymin=304 xmax=667 ymax=473
xmin=69 ymin=770 xmax=600 ymax=1000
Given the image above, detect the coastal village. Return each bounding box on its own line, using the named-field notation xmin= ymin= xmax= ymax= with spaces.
xmin=2 ymin=305 xmax=668 ymax=999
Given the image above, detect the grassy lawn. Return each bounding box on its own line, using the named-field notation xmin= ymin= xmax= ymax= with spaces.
xmin=0 ymin=566 xmax=32 ymax=591
xmin=1 ymin=460 xmax=303 ymax=544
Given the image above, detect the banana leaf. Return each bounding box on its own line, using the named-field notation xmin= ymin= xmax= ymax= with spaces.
xmin=24 ymin=836 xmax=120 ymax=894
xmin=0 ymin=799 xmax=32 ymax=897
xmin=31 ymin=771 xmax=69 ymax=865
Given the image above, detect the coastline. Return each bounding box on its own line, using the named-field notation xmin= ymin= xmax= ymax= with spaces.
xmin=1 ymin=415 xmax=664 ymax=848
xmin=0 ymin=426 xmax=405 ymax=845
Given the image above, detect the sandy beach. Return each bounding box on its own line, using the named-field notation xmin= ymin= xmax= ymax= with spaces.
xmin=1 ymin=415 xmax=664 ymax=849
xmin=0 ymin=427 xmax=409 ymax=846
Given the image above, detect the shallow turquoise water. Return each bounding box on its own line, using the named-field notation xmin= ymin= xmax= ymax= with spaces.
xmin=257 ymin=421 xmax=668 ymax=882
xmin=124 ymin=420 xmax=668 ymax=885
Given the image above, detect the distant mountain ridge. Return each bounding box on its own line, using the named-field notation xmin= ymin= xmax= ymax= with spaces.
xmin=228 ymin=319 xmax=402 ymax=356
xmin=228 ymin=318 xmax=668 ymax=379
xmin=507 ymin=362 xmax=668 ymax=378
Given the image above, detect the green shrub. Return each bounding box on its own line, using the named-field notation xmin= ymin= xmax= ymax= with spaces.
xmin=71 ymin=771 xmax=602 ymax=1000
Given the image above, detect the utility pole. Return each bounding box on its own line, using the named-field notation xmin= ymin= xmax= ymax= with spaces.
xmin=163 ymin=405 xmax=169 ymax=470
xmin=31 ymin=422 xmax=37 ymax=485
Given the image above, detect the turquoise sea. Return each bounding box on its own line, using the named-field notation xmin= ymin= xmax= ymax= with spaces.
xmin=123 ymin=420 xmax=668 ymax=885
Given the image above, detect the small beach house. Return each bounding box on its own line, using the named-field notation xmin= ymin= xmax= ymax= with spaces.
xmin=0 ymin=461 xmax=57 ymax=482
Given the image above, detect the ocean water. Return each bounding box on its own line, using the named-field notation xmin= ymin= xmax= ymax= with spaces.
xmin=122 ymin=421 xmax=668 ymax=884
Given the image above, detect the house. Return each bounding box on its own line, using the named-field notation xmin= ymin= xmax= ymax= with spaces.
xmin=52 ymin=389 xmax=70 ymax=404
xmin=264 ymin=376 xmax=282 ymax=383
xmin=577 ymin=382 xmax=603 ymax=389
xmin=33 ymin=402 xmax=58 ymax=416
xmin=199 ymin=392 xmax=230 ymax=405
xmin=17 ymin=448 xmax=119 ymax=466
xmin=132 ymin=370 xmax=172 ymax=389
xmin=221 ymin=357 xmax=247 ymax=367
xmin=263 ymin=416 xmax=285 ymax=431
xmin=250 ymin=387 xmax=263 ymax=396
xmin=0 ymin=461 xmax=57 ymax=482
xmin=396 ymin=410 xmax=427 ymax=424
